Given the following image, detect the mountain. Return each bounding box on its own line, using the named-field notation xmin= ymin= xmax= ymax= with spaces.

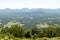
xmin=0 ymin=8 xmax=60 ymax=28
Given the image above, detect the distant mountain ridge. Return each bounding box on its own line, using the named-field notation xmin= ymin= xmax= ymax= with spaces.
xmin=0 ymin=8 xmax=60 ymax=15
xmin=0 ymin=8 xmax=60 ymax=12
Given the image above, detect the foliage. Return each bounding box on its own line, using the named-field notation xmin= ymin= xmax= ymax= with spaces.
xmin=1 ymin=24 xmax=60 ymax=39
xmin=2 ymin=24 xmax=25 ymax=38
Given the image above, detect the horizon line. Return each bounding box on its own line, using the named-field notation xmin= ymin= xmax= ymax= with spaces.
xmin=0 ymin=8 xmax=60 ymax=9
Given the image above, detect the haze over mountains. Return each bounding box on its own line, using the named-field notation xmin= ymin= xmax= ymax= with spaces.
xmin=0 ymin=8 xmax=60 ymax=15
xmin=0 ymin=8 xmax=60 ymax=12
xmin=0 ymin=8 xmax=60 ymax=28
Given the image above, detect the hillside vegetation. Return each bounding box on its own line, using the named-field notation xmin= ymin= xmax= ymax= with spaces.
xmin=0 ymin=24 xmax=60 ymax=40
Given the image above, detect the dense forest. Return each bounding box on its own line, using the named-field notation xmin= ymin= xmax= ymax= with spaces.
xmin=0 ymin=8 xmax=60 ymax=40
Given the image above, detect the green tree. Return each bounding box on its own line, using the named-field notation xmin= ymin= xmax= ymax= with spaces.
xmin=4 ymin=24 xmax=25 ymax=38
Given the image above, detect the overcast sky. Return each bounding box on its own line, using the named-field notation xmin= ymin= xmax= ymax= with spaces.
xmin=0 ymin=0 xmax=60 ymax=9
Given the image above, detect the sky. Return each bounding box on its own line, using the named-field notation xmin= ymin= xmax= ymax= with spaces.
xmin=0 ymin=0 xmax=60 ymax=9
